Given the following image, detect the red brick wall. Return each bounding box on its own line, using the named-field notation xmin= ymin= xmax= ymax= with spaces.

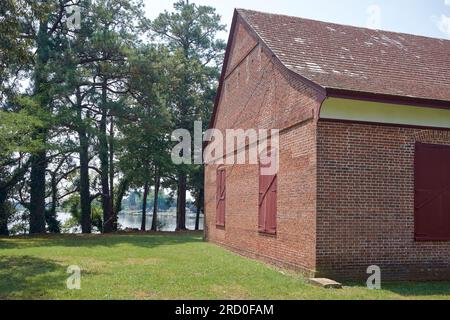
xmin=205 ymin=20 xmax=322 ymax=274
xmin=213 ymin=22 xmax=320 ymax=132
xmin=225 ymin=23 xmax=257 ymax=75
xmin=207 ymin=18 xmax=450 ymax=281
xmin=317 ymin=121 xmax=450 ymax=280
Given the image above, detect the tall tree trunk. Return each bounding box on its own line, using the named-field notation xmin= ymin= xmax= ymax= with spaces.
xmin=29 ymin=17 xmax=50 ymax=235
xmin=176 ymin=172 xmax=187 ymax=231
xmin=29 ymin=151 xmax=47 ymax=234
xmin=100 ymin=80 xmax=113 ymax=233
xmin=45 ymin=176 xmax=60 ymax=233
xmin=195 ymin=205 xmax=200 ymax=231
xmin=79 ymin=142 xmax=92 ymax=233
xmin=114 ymin=178 xmax=129 ymax=226
xmin=195 ymin=192 xmax=203 ymax=231
xmin=0 ymin=192 xmax=9 ymax=236
xmin=175 ymin=184 xmax=180 ymax=230
xmin=79 ymin=134 xmax=92 ymax=234
xmin=141 ymin=181 xmax=149 ymax=232
xmin=195 ymin=188 xmax=204 ymax=231
xmin=77 ymin=88 xmax=92 ymax=233
xmin=151 ymin=168 xmax=160 ymax=231
xmin=0 ymin=163 xmax=31 ymax=236
xmin=109 ymin=117 xmax=116 ymax=231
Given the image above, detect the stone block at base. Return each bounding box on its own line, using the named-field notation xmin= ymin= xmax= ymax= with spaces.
xmin=309 ymin=278 xmax=343 ymax=289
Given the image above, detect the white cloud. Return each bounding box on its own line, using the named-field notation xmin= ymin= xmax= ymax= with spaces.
xmin=434 ymin=1 xmax=450 ymax=37
xmin=437 ymin=14 xmax=450 ymax=37
xmin=366 ymin=4 xmax=381 ymax=29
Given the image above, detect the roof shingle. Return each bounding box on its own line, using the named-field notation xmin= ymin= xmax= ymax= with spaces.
xmin=237 ymin=9 xmax=450 ymax=102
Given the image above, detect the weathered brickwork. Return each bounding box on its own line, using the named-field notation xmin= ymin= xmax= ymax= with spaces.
xmin=225 ymin=22 xmax=257 ymax=75
xmin=317 ymin=121 xmax=450 ymax=280
xmin=213 ymin=25 xmax=320 ymax=132
xmin=205 ymin=20 xmax=322 ymax=274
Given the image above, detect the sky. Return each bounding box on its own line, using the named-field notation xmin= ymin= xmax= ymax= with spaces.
xmin=143 ymin=0 xmax=450 ymax=40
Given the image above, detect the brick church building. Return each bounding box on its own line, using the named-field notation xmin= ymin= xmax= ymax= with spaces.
xmin=204 ymin=9 xmax=450 ymax=280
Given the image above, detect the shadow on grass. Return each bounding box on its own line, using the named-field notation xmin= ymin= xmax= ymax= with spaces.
xmin=0 ymin=255 xmax=66 ymax=299
xmin=0 ymin=231 xmax=204 ymax=250
xmin=343 ymin=281 xmax=450 ymax=298
xmin=383 ymin=282 xmax=450 ymax=297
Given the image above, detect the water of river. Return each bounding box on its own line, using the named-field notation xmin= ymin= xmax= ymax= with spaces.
xmin=56 ymin=210 xmax=204 ymax=232
xmin=117 ymin=211 xmax=204 ymax=232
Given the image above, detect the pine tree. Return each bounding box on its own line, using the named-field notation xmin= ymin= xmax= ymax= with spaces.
xmin=151 ymin=0 xmax=225 ymax=230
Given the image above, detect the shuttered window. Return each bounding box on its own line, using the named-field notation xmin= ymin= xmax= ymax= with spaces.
xmin=216 ymin=168 xmax=226 ymax=227
xmin=258 ymin=160 xmax=277 ymax=234
xmin=415 ymin=142 xmax=450 ymax=241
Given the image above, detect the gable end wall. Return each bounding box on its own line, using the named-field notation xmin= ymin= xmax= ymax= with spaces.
xmin=205 ymin=19 xmax=322 ymax=274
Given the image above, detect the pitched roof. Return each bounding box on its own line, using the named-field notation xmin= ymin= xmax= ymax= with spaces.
xmin=237 ymin=9 xmax=450 ymax=103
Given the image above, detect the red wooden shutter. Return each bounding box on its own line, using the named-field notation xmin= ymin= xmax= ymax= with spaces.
xmin=216 ymin=168 xmax=226 ymax=227
xmin=266 ymin=174 xmax=277 ymax=234
xmin=415 ymin=142 xmax=450 ymax=241
xmin=258 ymin=173 xmax=267 ymax=232
xmin=258 ymin=158 xmax=277 ymax=234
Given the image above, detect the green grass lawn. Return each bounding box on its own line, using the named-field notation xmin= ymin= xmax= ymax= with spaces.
xmin=0 ymin=232 xmax=449 ymax=300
